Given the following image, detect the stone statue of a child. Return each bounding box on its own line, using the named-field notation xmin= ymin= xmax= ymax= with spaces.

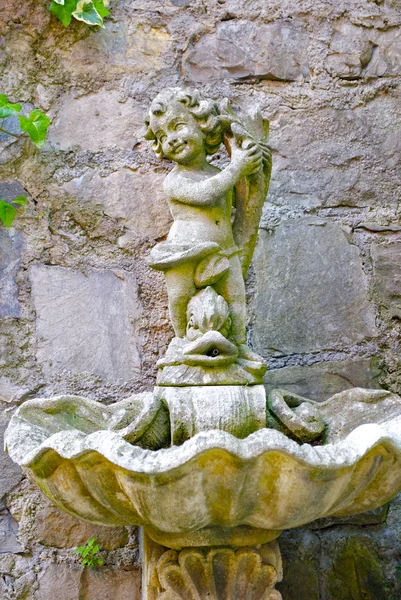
xmin=145 ymin=88 xmax=272 ymax=382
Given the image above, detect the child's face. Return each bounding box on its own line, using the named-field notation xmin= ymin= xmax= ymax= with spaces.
xmin=151 ymin=106 xmax=205 ymax=165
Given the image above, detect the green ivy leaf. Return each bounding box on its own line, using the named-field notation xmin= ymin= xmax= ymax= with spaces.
xmin=72 ymin=0 xmax=104 ymax=27
xmin=0 ymin=94 xmax=22 ymax=119
xmin=50 ymin=0 xmax=78 ymax=27
xmin=12 ymin=195 xmax=28 ymax=206
xmin=92 ymin=0 xmax=109 ymax=19
xmin=0 ymin=200 xmax=17 ymax=228
xmin=18 ymin=109 xmax=50 ymax=148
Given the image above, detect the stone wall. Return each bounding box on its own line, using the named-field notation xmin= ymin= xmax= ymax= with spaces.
xmin=1 ymin=0 xmax=401 ymax=597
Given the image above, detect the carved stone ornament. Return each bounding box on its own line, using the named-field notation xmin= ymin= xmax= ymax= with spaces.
xmin=144 ymin=87 xmax=272 ymax=386
xmin=156 ymin=545 xmax=282 ymax=600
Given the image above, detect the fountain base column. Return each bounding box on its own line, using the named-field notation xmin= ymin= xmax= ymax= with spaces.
xmin=141 ymin=529 xmax=283 ymax=600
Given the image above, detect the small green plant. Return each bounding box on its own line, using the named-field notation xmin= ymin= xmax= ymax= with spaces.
xmin=0 ymin=94 xmax=50 ymax=228
xmin=74 ymin=538 xmax=104 ymax=567
xmin=49 ymin=0 xmax=110 ymax=28
xmin=0 ymin=196 xmax=28 ymax=229
xmin=0 ymin=95 xmax=50 ymax=148
xmin=396 ymin=565 xmax=401 ymax=581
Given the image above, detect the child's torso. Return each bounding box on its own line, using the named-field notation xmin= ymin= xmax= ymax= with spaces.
xmin=167 ymin=167 xmax=236 ymax=250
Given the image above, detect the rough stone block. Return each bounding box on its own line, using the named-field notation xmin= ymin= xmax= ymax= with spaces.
xmin=327 ymin=20 xmax=401 ymax=79
xmin=85 ymin=567 xmax=141 ymax=600
xmin=62 ymin=169 xmax=172 ymax=241
xmin=277 ymin=530 xmax=320 ymax=600
xmin=37 ymin=564 xmax=82 ymax=600
xmin=371 ymin=241 xmax=401 ymax=318
xmin=264 ymin=358 xmax=382 ymax=402
xmin=0 ymin=377 xmax=32 ymax=404
xmin=251 ymin=219 xmax=377 ymax=355
xmin=183 ymin=19 xmax=309 ymax=82
xmin=35 ymin=500 xmax=129 ymax=550
xmin=0 ymin=509 xmax=22 ymax=553
xmin=30 ymin=265 xmax=142 ymax=383
xmin=62 ymin=22 xmax=172 ymax=80
xmin=0 ymin=181 xmax=27 ymax=203
xmin=279 ymin=528 xmax=390 ymax=600
xmin=267 ymin=95 xmax=401 ymax=209
xmin=326 ymin=536 xmax=387 ymax=599
xmin=0 ymin=228 xmax=23 ymax=318
xmin=49 ymin=90 xmax=146 ymax=151
xmin=38 ymin=564 xmax=141 ymax=600
xmin=0 ymin=408 xmax=23 ymax=502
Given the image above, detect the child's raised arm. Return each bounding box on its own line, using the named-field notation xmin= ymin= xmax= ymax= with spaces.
xmin=164 ymin=141 xmax=263 ymax=206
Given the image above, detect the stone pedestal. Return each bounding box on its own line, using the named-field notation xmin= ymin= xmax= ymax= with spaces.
xmin=141 ymin=530 xmax=283 ymax=600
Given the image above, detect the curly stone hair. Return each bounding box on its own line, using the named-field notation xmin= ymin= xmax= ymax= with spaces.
xmin=144 ymin=88 xmax=225 ymax=158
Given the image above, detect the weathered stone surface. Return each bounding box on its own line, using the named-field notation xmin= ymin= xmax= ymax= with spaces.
xmin=327 ymin=536 xmax=387 ymax=599
xmin=38 ymin=564 xmax=141 ymax=600
xmin=268 ymin=95 xmax=401 ymax=209
xmin=252 ymin=220 xmax=377 ymax=353
xmin=61 ymin=22 xmax=172 ymax=80
xmin=0 ymin=228 xmax=23 ymax=318
xmin=0 ymin=509 xmax=22 ymax=553
xmin=0 ymin=377 xmax=32 ymax=404
xmin=37 ymin=564 xmax=82 ymax=600
xmin=309 ymin=505 xmax=388 ymax=530
xmin=279 ymin=527 xmax=394 ymax=600
xmin=35 ymin=500 xmax=129 ymax=550
xmin=183 ymin=20 xmax=309 ymax=82
xmin=85 ymin=567 xmax=141 ymax=600
xmin=0 ymin=556 xmax=38 ymax=600
xmin=0 ymin=408 xmax=23 ymax=502
xmin=371 ymin=242 xmax=401 ymax=318
xmin=49 ymin=90 xmax=145 ymax=152
xmin=0 ymin=181 xmax=27 ymax=203
xmin=277 ymin=530 xmax=320 ymax=600
xmin=0 ymin=115 xmax=24 ymax=150
xmin=327 ymin=20 xmax=401 ymax=79
xmin=30 ymin=265 xmax=142 ymax=383
xmin=251 ymin=220 xmax=377 ymax=355
xmin=62 ymin=169 xmax=172 ymax=241
xmin=264 ymin=358 xmax=382 ymax=402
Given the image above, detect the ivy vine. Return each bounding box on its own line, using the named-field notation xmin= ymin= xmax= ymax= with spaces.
xmin=49 ymin=0 xmax=110 ymax=28
xmin=0 ymin=95 xmax=50 ymax=228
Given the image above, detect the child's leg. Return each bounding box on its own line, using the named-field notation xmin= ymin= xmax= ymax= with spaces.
xmin=214 ymin=255 xmax=247 ymax=345
xmin=164 ymin=263 xmax=197 ymax=338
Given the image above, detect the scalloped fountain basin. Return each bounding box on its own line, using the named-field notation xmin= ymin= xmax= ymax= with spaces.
xmin=5 ymin=387 xmax=401 ymax=548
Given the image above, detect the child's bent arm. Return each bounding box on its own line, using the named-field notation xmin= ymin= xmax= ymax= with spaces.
xmin=164 ymin=163 xmax=243 ymax=206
